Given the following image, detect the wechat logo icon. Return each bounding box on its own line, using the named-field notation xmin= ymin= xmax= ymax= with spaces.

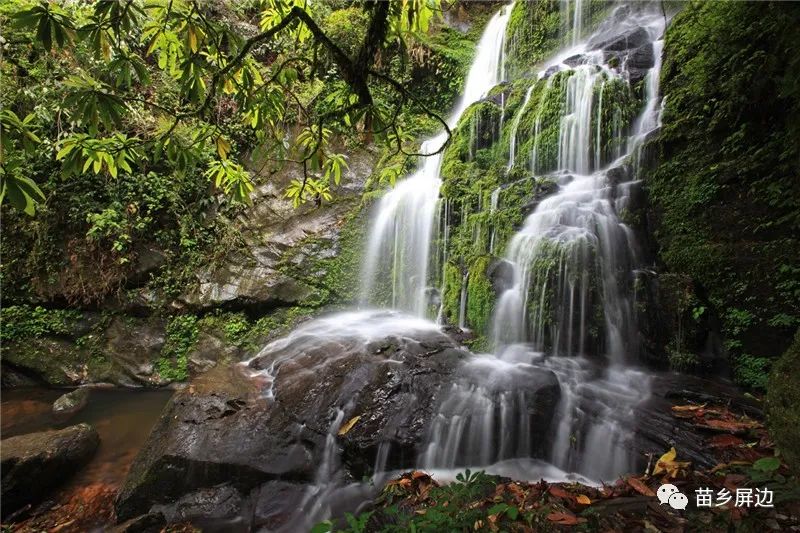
xmin=657 ymin=483 xmax=688 ymax=510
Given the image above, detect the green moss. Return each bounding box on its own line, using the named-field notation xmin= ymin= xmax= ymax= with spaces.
xmin=0 ymin=305 xmax=81 ymax=342
xmin=465 ymin=256 xmax=495 ymax=336
xmin=157 ymin=314 xmax=199 ymax=382
xmin=766 ymin=329 xmax=800 ymax=474
xmin=275 ymin=207 xmax=367 ymax=308
xmin=197 ymin=311 xmax=251 ymax=344
xmin=441 ymin=262 xmax=463 ymax=326
xmin=734 ymin=353 xmax=771 ymax=391
xmin=504 ymin=0 xmax=613 ymax=79
xmin=504 ymin=0 xmax=562 ymax=80
xmin=510 ymin=72 xmax=570 ymax=173
xmin=1 ymin=337 xmax=89 ymax=385
xmin=648 ymin=1 xmax=800 ymax=379
xmin=243 ymin=306 xmax=316 ymax=348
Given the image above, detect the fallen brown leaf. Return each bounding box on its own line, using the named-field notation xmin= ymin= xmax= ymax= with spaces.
xmin=627 ymin=477 xmax=655 ymax=497
xmin=546 ymin=512 xmax=581 ymax=525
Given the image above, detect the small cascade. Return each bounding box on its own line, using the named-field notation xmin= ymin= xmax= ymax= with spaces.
xmin=628 ymin=38 xmax=665 ymax=168
xmin=360 ymin=5 xmax=512 ymax=318
xmin=507 ymin=84 xmax=535 ymax=170
xmin=529 ymin=76 xmax=555 ymax=174
xmin=435 ymin=198 xmax=451 ymax=323
xmin=488 ymin=186 xmax=501 ymax=254
xmin=557 ymin=58 xmax=608 ymax=175
xmin=594 ymin=80 xmax=605 ymax=170
xmin=562 ymin=0 xmax=586 ymax=46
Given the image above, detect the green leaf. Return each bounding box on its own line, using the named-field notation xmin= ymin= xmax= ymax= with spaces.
xmin=0 ymin=174 xmax=46 ymax=216
xmin=753 ymin=456 xmax=781 ymax=472
xmin=309 ymin=521 xmax=333 ymax=533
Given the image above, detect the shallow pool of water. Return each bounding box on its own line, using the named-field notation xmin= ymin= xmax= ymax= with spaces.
xmin=1 ymin=387 xmax=173 ymax=489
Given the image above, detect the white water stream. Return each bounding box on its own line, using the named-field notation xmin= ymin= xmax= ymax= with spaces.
xmin=422 ymin=3 xmax=667 ymax=481
xmin=360 ymin=5 xmax=511 ymax=318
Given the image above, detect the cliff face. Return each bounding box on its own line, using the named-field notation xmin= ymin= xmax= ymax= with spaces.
xmin=644 ymin=1 xmax=800 ymax=387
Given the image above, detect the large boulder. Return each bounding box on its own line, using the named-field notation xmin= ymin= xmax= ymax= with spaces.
xmin=590 ymin=26 xmax=651 ymax=53
xmin=1 ymin=423 xmax=100 ymax=518
xmin=103 ymin=318 xmax=167 ymax=385
xmin=115 ymin=310 xmax=473 ymax=523
xmin=1 ymin=316 xmax=168 ymax=387
xmin=114 ymin=365 xmax=307 ymax=522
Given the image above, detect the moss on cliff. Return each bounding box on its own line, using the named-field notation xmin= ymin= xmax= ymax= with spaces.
xmin=647 ymin=1 xmax=800 ymax=385
xmin=766 ymin=329 xmax=800 ymax=474
xmin=466 ymin=256 xmax=495 ymax=337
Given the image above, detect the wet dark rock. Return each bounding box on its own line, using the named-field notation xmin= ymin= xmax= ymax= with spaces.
xmin=521 ymin=179 xmax=560 ymax=217
xmin=633 ymin=374 xmax=761 ymax=470
xmin=628 ymin=43 xmax=654 ymax=70
xmin=605 ymin=163 xmax=632 ymax=186
xmin=563 ymin=54 xmax=586 ymax=67
xmin=112 ymin=512 xmax=166 ymax=533
xmin=440 ymin=324 xmax=475 ymax=345
xmin=115 ymin=365 xmax=312 ymax=521
xmin=487 ymin=258 xmax=515 ymax=295
xmin=1 ymin=423 xmax=100 ymax=518
xmin=591 ymin=27 xmax=650 ymax=53
xmin=116 ymin=323 xmax=473 ymax=523
xmin=52 ymin=387 xmax=90 ymax=418
xmin=251 ymin=481 xmax=307 ymax=530
xmin=0 ymin=363 xmax=40 ymax=388
xmin=248 ymin=325 xmax=473 ymax=477
xmin=637 ymin=128 xmax=661 ymax=169
xmin=152 ymin=483 xmax=245 ymax=526
xmin=542 ymin=65 xmax=561 ymax=79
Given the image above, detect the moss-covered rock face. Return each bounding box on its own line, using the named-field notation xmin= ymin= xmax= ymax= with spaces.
xmin=766 ymin=329 xmax=800 ymax=474
xmin=646 ymin=1 xmax=800 ymax=386
xmin=504 ymin=0 xmax=613 ymax=79
xmin=434 ymin=5 xmax=644 ymax=350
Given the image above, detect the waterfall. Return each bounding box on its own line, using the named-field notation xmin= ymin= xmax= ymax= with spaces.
xmin=423 ymin=3 xmax=667 ymax=482
xmin=247 ymin=5 xmax=671 ymax=518
xmin=360 ymin=5 xmax=512 ymax=318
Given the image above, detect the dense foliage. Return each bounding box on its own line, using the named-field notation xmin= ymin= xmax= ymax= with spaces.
xmin=0 ymin=1 xmax=492 ymax=385
xmin=0 ymin=0 xmax=489 ymax=307
xmin=647 ymin=0 xmax=800 ymax=387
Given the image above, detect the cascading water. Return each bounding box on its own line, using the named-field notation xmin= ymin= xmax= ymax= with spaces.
xmin=245 ymin=2 xmax=671 ymax=528
xmin=422 ymin=3 xmax=668 ymax=482
xmin=360 ymin=5 xmax=511 ymax=318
